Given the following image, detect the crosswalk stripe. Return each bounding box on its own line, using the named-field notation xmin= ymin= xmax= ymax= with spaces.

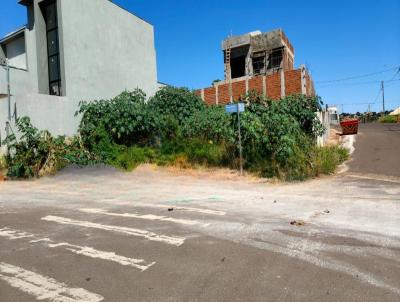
xmin=0 ymin=227 xmax=155 ymax=271
xmin=0 ymin=228 xmax=35 ymax=240
xmin=48 ymin=243 xmax=155 ymax=271
xmin=0 ymin=262 xmax=103 ymax=302
xmin=124 ymin=202 xmax=226 ymax=216
xmin=41 ymin=216 xmax=185 ymax=246
xmin=79 ymin=208 xmax=209 ymax=226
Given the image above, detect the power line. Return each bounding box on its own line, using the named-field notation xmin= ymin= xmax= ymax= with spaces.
xmin=315 ymin=66 xmax=400 ymax=84
xmin=317 ymin=78 xmax=400 ymax=88
xmin=372 ymin=87 xmax=382 ymax=104
xmin=388 ymin=67 xmax=400 ymax=81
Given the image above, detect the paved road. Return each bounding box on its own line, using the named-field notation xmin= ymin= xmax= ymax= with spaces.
xmin=348 ymin=123 xmax=400 ymax=177
xmin=0 ymin=166 xmax=399 ymax=301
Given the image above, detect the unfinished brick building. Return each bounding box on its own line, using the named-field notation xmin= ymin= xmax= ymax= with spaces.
xmin=195 ymin=29 xmax=315 ymax=105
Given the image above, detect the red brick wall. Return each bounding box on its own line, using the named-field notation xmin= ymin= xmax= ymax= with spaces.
xmin=218 ymin=83 xmax=230 ymax=105
xmin=266 ymin=73 xmax=281 ymax=99
xmin=232 ymin=81 xmax=246 ymax=100
xmin=204 ymin=87 xmax=216 ymax=105
xmin=284 ymin=70 xmax=302 ymax=96
xmin=248 ymin=76 xmax=263 ymax=94
xmin=196 ymin=68 xmax=314 ymax=105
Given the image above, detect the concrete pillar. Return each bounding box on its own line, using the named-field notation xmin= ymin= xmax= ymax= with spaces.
xmin=280 ymin=70 xmax=286 ymax=98
xmin=245 ymin=78 xmax=249 ymax=94
xmin=201 ymin=89 xmax=205 ymax=101
xmin=262 ymin=75 xmax=267 ymax=97
xmin=300 ymin=64 xmax=307 ymax=95
xmin=215 ymin=85 xmax=219 ymax=105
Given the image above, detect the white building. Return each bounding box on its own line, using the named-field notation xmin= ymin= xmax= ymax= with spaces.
xmin=0 ymin=0 xmax=159 ymax=137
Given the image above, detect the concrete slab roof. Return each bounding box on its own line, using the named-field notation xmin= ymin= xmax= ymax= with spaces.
xmin=221 ymin=29 xmax=282 ymax=49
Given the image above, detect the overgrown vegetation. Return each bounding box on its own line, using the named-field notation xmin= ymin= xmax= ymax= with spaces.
xmin=378 ymin=115 xmax=398 ymax=123
xmin=1 ymin=87 xmax=349 ymax=181
xmin=2 ymin=117 xmax=96 ymax=179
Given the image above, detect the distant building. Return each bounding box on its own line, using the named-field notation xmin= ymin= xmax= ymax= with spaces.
xmin=196 ymin=29 xmax=315 ymax=105
xmin=327 ymin=106 xmax=340 ymax=124
xmin=0 ymin=0 xmax=159 ymax=136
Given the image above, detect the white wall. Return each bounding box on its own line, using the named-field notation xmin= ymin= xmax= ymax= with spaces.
xmin=0 ymin=93 xmax=81 ymax=140
xmin=6 ymin=37 xmax=27 ymax=70
xmin=14 ymin=93 xmax=81 ymax=136
xmin=316 ymin=111 xmax=331 ymax=147
xmin=59 ymin=0 xmax=158 ymax=101
xmin=0 ymin=66 xmax=33 ymax=96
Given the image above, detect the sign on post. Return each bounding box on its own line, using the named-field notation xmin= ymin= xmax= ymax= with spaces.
xmin=225 ymin=103 xmax=245 ymax=176
xmin=225 ymin=103 xmax=245 ymax=114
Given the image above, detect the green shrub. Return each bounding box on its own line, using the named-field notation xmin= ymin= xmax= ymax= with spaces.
xmin=4 ymin=87 xmax=345 ymax=182
xmin=182 ymin=106 xmax=235 ymax=144
xmin=0 ymin=155 xmax=6 ymax=173
xmin=77 ymin=89 xmax=162 ymax=149
xmin=312 ymin=145 xmax=349 ymax=176
xmin=379 ymin=115 xmax=397 ymax=123
xmin=3 ymin=117 xmax=59 ymax=178
xmin=148 ymin=86 xmax=205 ymax=126
xmin=183 ymin=139 xmax=226 ymax=166
xmin=113 ymin=146 xmax=156 ymax=171
xmin=2 ymin=117 xmax=98 ymax=179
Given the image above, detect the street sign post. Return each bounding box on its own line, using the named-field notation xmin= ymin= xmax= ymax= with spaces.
xmin=225 ymin=103 xmax=245 ymax=114
xmin=225 ymin=103 xmax=245 ymax=176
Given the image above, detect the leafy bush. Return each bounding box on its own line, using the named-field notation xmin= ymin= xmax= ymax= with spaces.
xmin=148 ymin=86 xmax=205 ymax=126
xmin=77 ymin=89 xmax=162 ymax=151
xmin=3 ymin=117 xmax=97 ymax=179
xmin=2 ymin=87 xmax=344 ymax=182
xmin=182 ymin=106 xmax=235 ymax=144
xmin=379 ymin=115 xmax=397 ymax=123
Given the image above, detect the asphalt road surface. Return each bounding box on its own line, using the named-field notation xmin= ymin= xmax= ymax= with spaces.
xmin=348 ymin=122 xmax=400 ymax=177
xmin=0 ymin=165 xmax=399 ymax=302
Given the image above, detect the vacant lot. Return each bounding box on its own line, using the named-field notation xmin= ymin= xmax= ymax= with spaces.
xmin=0 ymin=165 xmax=399 ymax=301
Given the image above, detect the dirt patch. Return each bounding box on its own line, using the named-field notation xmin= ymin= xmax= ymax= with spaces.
xmin=134 ymin=164 xmax=271 ymax=184
xmin=326 ymin=128 xmax=342 ymax=146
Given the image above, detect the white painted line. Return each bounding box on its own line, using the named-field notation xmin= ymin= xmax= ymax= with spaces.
xmin=0 ymin=262 xmax=103 ymax=302
xmin=0 ymin=228 xmax=35 ymax=240
xmin=0 ymin=227 xmax=154 ymax=271
xmin=79 ymin=208 xmax=208 ymax=226
xmin=41 ymin=216 xmax=185 ymax=246
xmin=48 ymin=243 xmax=155 ymax=272
xmin=131 ymin=202 xmax=226 ymax=216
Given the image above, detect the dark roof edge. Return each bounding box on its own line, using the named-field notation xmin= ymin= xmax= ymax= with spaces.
xmin=18 ymin=0 xmax=33 ymax=6
xmin=0 ymin=26 xmax=26 ymax=44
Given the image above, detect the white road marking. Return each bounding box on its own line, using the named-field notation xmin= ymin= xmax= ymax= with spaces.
xmin=41 ymin=216 xmax=185 ymax=246
xmin=0 ymin=228 xmax=35 ymax=240
xmin=79 ymin=208 xmax=208 ymax=226
xmin=48 ymin=243 xmax=155 ymax=272
xmin=129 ymin=202 xmax=226 ymax=216
xmin=0 ymin=228 xmax=155 ymax=271
xmin=0 ymin=262 xmax=103 ymax=302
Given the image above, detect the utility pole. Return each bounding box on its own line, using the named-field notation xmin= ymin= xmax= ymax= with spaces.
xmin=7 ymin=60 xmax=11 ymax=124
xmin=381 ymin=80 xmax=385 ymax=114
xmin=237 ymin=103 xmax=243 ymax=176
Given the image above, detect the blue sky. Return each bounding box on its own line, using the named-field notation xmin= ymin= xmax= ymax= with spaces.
xmin=1 ymin=0 xmax=399 ymax=113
